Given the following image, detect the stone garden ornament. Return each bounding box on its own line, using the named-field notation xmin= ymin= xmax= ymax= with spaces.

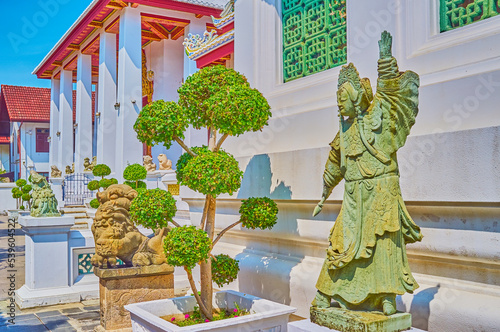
xmin=50 ymin=165 xmax=62 ymax=178
xmin=312 ymin=31 xmax=422 ymax=330
xmin=29 ymin=170 xmax=60 ymax=217
xmin=158 ymin=153 xmax=172 ymax=170
xmin=143 ymin=155 xmax=157 ymax=172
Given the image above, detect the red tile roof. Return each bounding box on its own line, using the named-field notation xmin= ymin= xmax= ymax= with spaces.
xmin=0 ymin=136 xmax=9 ymax=144
xmin=1 ymin=85 xmax=50 ymax=122
xmin=1 ymin=85 xmax=95 ymax=123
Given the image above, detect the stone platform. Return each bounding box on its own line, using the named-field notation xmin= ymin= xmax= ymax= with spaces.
xmin=289 ymin=319 xmax=426 ymax=332
xmin=95 ymin=264 xmax=174 ymax=331
xmin=310 ymin=307 xmax=413 ymax=332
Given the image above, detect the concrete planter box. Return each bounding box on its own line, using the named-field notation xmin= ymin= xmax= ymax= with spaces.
xmin=125 ymin=290 xmax=296 ymax=332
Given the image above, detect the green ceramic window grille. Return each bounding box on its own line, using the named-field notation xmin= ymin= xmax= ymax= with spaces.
xmin=440 ymin=0 xmax=499 ymax=32
xmin=282 ymin=0 xmax=346 ymax=82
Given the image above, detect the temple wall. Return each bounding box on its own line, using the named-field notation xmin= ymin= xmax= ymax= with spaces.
xmin=179 ymin=0 xmax=500 ymax=331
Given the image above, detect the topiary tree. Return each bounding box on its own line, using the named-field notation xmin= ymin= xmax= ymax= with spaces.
xmin=123 ymin=163 xmax=147 ymax=190
xmin=87 ymin=163 xmax=116 ymax=209
xmin=133 ymin=65 xmax=279 ymax=320
xmin=13 ymin=179 xmax=33 ymax=210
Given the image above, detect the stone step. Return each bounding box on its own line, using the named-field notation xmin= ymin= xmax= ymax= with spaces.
xmin=61 ymin=208 xmax=87 ymax=213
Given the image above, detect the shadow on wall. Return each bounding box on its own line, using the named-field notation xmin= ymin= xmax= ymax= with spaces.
xmin=236 ymin=154 xmax=301 ymax=306
xmin=237 ymin=154 xmax=292 ymax=200
xmin=397 ymin=284 xmax=440 ymax=331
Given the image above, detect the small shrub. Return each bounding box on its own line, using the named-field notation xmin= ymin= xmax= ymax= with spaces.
xmin=22 ymin=185 xmax=32 ymax=193
xmin=239 ymin=197 xmax=279 ymax=230
xmin=21 ymin=193 xmax=31 ymax=202
xmin=129 ymin=188 xmax=176 ymax=230
xmin=99 ymin=178 xmax=113 ymax=189
xmin=88 ymin=180 xmax=100 ymax=191
xmin=211 ymin=254 xmax=239 ymax=287
xmin=92 ymin=164 xmax=111 ymax=178
xmin=16 ymin=179 xmax=27 ymax=187
xmin=164 ymin=226 xmax=211 ymax=270
xmin=123 ymin=164 xmax=147 ymax=182
xmin=20 ymin=205 xmax=25 ymax=210
xmin=89 ymin=198 xmax=100 ymax=209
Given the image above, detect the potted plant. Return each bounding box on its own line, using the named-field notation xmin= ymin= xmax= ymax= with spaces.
xmin=125 ymin=65 xmax=295 ymax=331
xmin=87 ymin=164 xmax=117 ymax=209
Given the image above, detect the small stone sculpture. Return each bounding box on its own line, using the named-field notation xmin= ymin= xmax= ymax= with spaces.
xmin=65 ymin=163 xmax=74 ymax=175
xmin=143 ymin=155 xmax=157 ymax=172
xmin=158 ymin=154 xmax=172 ymax=170
xmin=311 ymin=31 xmax=422 ymax=328
xmin=84 ymin=156 xmax=97 ymax=172
xmin=91 ymin=184 xmax=168 ymax=268
xmin=50 ymin=165 xmax=62 ymax=178
xmin=30 ymin=170 xmax=60 ymax=217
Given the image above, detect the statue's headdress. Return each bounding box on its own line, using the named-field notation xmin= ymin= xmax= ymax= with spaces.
xmin=338 ymin=63 xmax=373 ymax=111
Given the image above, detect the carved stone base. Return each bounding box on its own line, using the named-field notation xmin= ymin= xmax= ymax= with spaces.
xmin=95 ymin=264 xmax=174 ymax=331
xmin=310 ymin=306 xmax=412 ymax=332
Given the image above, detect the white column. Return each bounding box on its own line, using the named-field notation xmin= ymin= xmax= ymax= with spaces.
xmin=116 ymin=6 xmax=143 ymax=179
xmin=97 ymin=32 xmax=117 ymax=170
xmin=49 ymin=78 xmax=60 ymax=171
xmin=58 ymin=70 xmax=74 ymax=170
xmin=75 ymin=54 xmax=93 ymax=173
xmin=183 ymin=19 xmax=206 ymax=80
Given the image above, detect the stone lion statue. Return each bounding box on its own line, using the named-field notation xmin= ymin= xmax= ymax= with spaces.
xmin=65 ymin=163 xmax=74 ymax=175
xmin=84 ymin=156 xmax=97 ymax=172
xmin=91 ymin=184 xmax=169 ymax=268
xmin=143 ymin=155 xmax=156 ymax=172
xmin=51 ymin=165 xmax=62 ymax=178
xmin=158 ymin=154 xmax=172 ymax=170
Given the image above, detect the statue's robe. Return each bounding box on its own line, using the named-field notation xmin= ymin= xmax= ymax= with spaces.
xmin=316 ymin=57 xmax=423 ymax=307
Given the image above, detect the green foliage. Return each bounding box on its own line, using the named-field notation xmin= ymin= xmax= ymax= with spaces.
xmin=21 ymin=193 xmax=31 ymax=202
xmin=163 ymin=226 xmax=212 ymax=270
xmin=239 ymin=197 xmax=279 ymax=230
xmin=16 ymin=179 xmax=27 ymax=187
xmin=123 ymin=164 xmax=147 ymax=182
xmin=22 ymin=185 xmax=32 ymax=193
xmin=11 ymin=187 xmax=22 ymax=199
xmin=177 ymin=65 xmax=250 ymax=130
xmin=89 ymin=198 xmax=100 ymax=209
xmin=130 ymin=189 xmax=177 ymax=230
xmin=99 ymin=178 xmax=113 ymax=189
xmin=208 ymin=87 xmax=271 ymax=136
xmin=211 ymin=254 xmax=240 ymax=287
xmin=125 ymin=180 xmax=147 ymax=190
xmin=179 ymin=149 xmax=243 ymax=197
xmin=20 ymin=205 xmax=25 ymax=210
xmin=175 ymin=146 xmax=210 ymax=183
xmin=92 ymin=164 xmax=111 ymax=178
xmin=87 ymin=180 xmax=100 ymax=191
xmin=134 ymin=100 xmax=188 ymax=149
xmin=110 ymin=178 xmax=118 ymax=185
xmin=173 ymin=303 xmax=247 ymax=326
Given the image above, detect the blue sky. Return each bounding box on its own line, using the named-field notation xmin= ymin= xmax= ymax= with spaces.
xmin=0 ymin=0 xmax=93 ymax=88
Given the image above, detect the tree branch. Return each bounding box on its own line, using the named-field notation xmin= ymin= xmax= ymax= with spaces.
xmin=214 ymin=133 xmax=229 ymax=152
xmin=169 ymin=219 xmax=181 ymax=228
xmin=185 ymin=267 xmax=212 ymax=319
xmin=212 ymin=220 xmax=241 ymax=247
xmin=174 ymin=136 xmax=197 ymax=156
xmin=199 ymin=196 xmax=209 ymax=231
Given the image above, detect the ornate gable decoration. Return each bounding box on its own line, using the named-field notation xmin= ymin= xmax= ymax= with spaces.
xmin=184 ymin=0 xmax=234 ymax=61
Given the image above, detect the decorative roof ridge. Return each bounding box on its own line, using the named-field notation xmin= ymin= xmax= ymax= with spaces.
xmin=183 ymin=0 xmax=234 ymax=60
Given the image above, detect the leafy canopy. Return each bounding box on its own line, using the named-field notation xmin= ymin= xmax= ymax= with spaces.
xmin=93 ymin=164 xmax=111 ymax=178
xmin=239 ymin=197 xmax=279 ymax=230
xmin=211 ymin=254 xmax=239 ymax=287
xmin=134 ymin=100 xmax=188 ymax=149
xmin=134 ymin=66 xmax=272 ymax=149
xmin=123 ymin=164 xmax=147 ymax=182
xmin=129 ymin=188 xmax=177 ymax=230
xmin=178 ymin=148 xmax=243 ymax=197
xmin=163 ymin=226 xmax=212 ymax=271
